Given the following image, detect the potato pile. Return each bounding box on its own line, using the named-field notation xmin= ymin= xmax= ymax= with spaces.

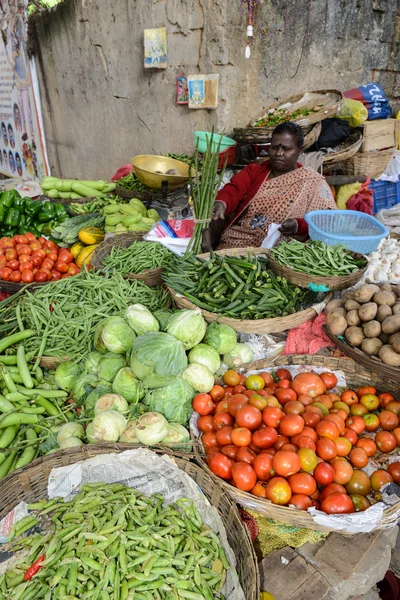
xmin=326 ymin=283 xmax=400 ymax=367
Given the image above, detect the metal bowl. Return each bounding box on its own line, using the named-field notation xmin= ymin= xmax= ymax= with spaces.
xmin=132 ymin=155 xmax=195 ymax=191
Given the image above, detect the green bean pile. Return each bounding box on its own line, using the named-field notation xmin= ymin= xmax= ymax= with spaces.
xmin=3 ymin=482 xmax=230 ymax=600
xmin=164 ymin=252 xmax=314 ymax=319
xmin=103 ymin=241 xmax=175 ymax=276
xmin=0 ymin=270 xmax=170 ymax=358
xmin=270 ymin=240 xmax=367 ymax=277
xmin=117 ymin=173 xmax=148 ymax=192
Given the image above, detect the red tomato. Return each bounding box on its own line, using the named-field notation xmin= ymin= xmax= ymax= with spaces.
xmin=275 ymin=368 xmax=292 ymax=381
xmin=192 ymin=394 xmax=215 ymax=416
xmin=297 ymin=394 xmax=314 ymax=406
xmin=375 ymin=430 xmax=396 ymax=453
xmin=290 ymin=494 xmax=313 ymax=510
xmin=387 ymin=463 xmax=400 ymax=483
xmin=227 ymin=394 xmax=249 ymax=417
xmin=281 ymin=443 xmax=298 ymax=452
xmin=251 ymin=482 xmax=267 ymax=498
xmin=345 ymin=470 xmax=371 ymax=496
xmin=231 ymin=462 xmax=257 ymax=491
xmin=277 ymin=379 xmax=291 ymax=389
xmin=260 ymin=371 xmax=275 ymax=386
xmin=208 ymin=453 xmax=233 ymax=479
xmin=379 ymin=410 xmax=399 ymax=431
xmin=356 ymin=437 xmax=376 ymax=457
xmin=32 ymin=249 xmax=46 ymax=259
xmin=20 ymin=261 xmax=34 ymax=273
xmin=316 ymin=420 xmax=340 ymax=441
xmin=51 ymin=270 xmax=62 ymax=281
xmin=316 ymin=438 xmax=338 ymax=461
xmin=321 ymin=492 xmax=354 ymax=514
xmin=9 ymin=271 xmax=21 ymax=283
xmin=262 ymin=406 xmax=283 ymax=428
xmin=265 ymin=476 xmax=292 ymax=505
xmin=233 ymin=385 xmax=246 ymax=394
xmin=370 ymin=469 xmax=393 ymax=492
xmin=215 ymin=400 xmax=230 ymax=415
xmin=320 ymin=372 xmax=337 ymax=390
xmin=319 ymin=483 xmax=347 ymax=503
xmin=201 ymin=432 xmax=217 ymax=449
xmin=216 ymin=426 xmax=233 ymax=447
xmin=0 ymin=267 xmax=12 ymax=281
xmin=249 ymin=394 xmax=268 ymax=411
xmin=235 ymin=447 xmax=257 ymax=465
xmin=6 ymin=259 xmax=19 ymax=271
xmin=335 ymin=437 xmax=352 ymax=457
xmin=236 ymin=405 xmax=262 ymax=431
xmin=210 ymin=385 xmax=225 ymax=402
xmin=324 ymin=414 xmax=345 ymax=435
xmin=253 ymin=453 xmax=274 ymax=481
xmin=274 ymin=435 xmax=290 ymax=450
xmin=14 ymin=235 xmax=28 ymax=245
xmin=343 ymin=427 xmax=358 ymax=445
xmin=303 ymin=412 xmax=321 ymax=429
xmin=279 ymin=414 xmax=304 ymax=437
xmin=283 ymin=400 xmax=305 ymax=415
xmin=291 ymin=373 xmax=326 ymax=398
xmin=213 ymin=412 xmax=234 ymax=430
xmin=393 ymin=428 xmax=400 ymax=446
xmin=313 ymin=462 xmax=335 ymax=486
xmin=21 ymin=270 xmax=34 ymax=283
xmin=331 ymin=457 xmax=353 ymax=484
xmin=244 ymin=390 xmax=256 ymax=399
xmin=0 ymin=257 xmax=6 ymax=269
xmin=231 ymin=427 xmax=252 ymax=447
xmin=295 ymin=435 xmax=316 ymax=451
xmin=55 ymin=261 xmax=69 ymax=273
xmin=29 ymin=241 xmax=42 ymax=252
xmin=379 ymin=393 xmax=395 ymax=408
xmin=41 ymin=259 xmax=54 ymax=272
xmin=47 ymin=251 xmax=58 ymax=262
xmin=275 ymin=388 xmax=297 ymax=405
xmin=5 ymin=248 xmax=17 ymax=261
xmin=252 ymin=426 xmax=278 ymax=449
xmin=58 ymin=250 xmax=74 ymax=264
xmin=221 ymin=445 xmax=239 ymax=460
xmin=349 ymin=447 xmax=368 ymax=468
xmin=197 ymin=416 xmax=214 ymax=433
xmin=357 ymin=386 xmax=376 ymax=398
xmin=288 ymin=472 xmax=317 ymax=496
xmin=272 ymin=450 xmax=301 ymax=477
xmin=18 ymin=245 xmax=32 ymax=256
xmin=293 ymin=426 xmax=318 ymax=444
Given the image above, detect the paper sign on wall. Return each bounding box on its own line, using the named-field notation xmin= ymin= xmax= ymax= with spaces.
xmin=187 ymin=74 xmax=219 ymax=110
xmin=144 ymin=28 xmax=167 ymax=69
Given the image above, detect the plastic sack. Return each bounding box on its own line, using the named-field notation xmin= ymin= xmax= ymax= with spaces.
xmin=377 ymin=150 xmax=400 ymax=183
xmin=336 ymin=182 xmax=362 ymax=210
xmin=344 ymin=84 xmax=391 ymax=121
xmin=111 ymin=164 xmax=133 ymax=181
xmin=337 ymin=99 xmax=368 ymax=128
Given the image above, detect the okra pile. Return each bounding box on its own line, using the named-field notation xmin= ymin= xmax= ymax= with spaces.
xmin=270 ymin=240 xmax=367 ymax=277
xmin=164 ymin=252 xmax=314 ymax=319
xmin=2 ymin=482 xmax=230 ymax=600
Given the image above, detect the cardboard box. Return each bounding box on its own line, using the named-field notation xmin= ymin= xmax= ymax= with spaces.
xmin=361 ymin=119 xmax=397 ymax=152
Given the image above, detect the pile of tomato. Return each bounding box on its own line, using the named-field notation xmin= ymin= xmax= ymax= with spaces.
xmin=0 ymin=234 xmax=80 ymax=283
xmin=193 ymin=368 xmax=400 ymax=515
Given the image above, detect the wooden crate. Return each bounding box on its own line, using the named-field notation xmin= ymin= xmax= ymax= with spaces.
xmin=361 ymin=119 xmax=397 ymax=152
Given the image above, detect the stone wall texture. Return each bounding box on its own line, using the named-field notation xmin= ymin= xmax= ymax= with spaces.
xmin=30 ymin=0 xmax=400 ymax=179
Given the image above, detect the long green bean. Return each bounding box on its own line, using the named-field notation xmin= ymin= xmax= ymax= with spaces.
xmin=102 ymin=241 xmax=175 ymax=276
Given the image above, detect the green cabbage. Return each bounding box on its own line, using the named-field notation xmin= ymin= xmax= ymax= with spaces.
xmin=94 ymin=393 xmax=129 ymax=414
xmin=182 ymin=363 xmax=214 ymax=393
xmin=119 ymin=420 xmax=139 ymax=443
xmin=144 ymin=377 xmax=194 ymax=425
xmin=84 ymin=351 xmax=104 ymax=375
xmin=224 ymin=343 xmax=254 ymax=368
xmin=91 ymin=410 xmax=127 ymax=442
xmin=86 ymin=423 xmax=98 ymax=444
xmin=57 ymin=423 xmax=85 ymax=446
xmin=94 ymin=317 xmax=124 ymax=353
xmin=102 ymin=317 xmax=136 ymax=354
xmin=204 ymin=322 xmax=237 ymax=354
xmin=84 ymin=385 xmax=113 ymax=417
xmin=112 ymin=367 xmax=142 ymax=403
xmin=162 ymin=423 xmax=191 ymax=452
xmin=59 ymin=436 xmax=84 ymax=449
xmin=134 ymin=412 xmax=169 ymax=445
xmin=188 ymin=343 xmax=220 ymax=373
xmin=125 ymin=304 xmax=159 ymax=336
xmin=166 ymin=309 xmax=207 ymax=350
xmin=130 ymin=332 xmax=187 ymax=388
xmin=71 ymin=374 xmax=99 ymax=406
xmin=98 ymin=353 xmax=127 ymax=382
xmin=54 ymin=360 xmax=82 ymax=392
xmin=153 ymin=310 xmax=174 ymax=331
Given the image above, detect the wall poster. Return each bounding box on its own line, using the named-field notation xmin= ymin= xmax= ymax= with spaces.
xmin=0 ymin=1 xmax=49 ymax=181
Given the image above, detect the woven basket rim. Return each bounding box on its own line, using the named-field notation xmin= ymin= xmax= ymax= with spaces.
xmin=322 ymin=130 xmax=363 ymax=164
xmin=233 ymin=121 xmax=321 ymax=149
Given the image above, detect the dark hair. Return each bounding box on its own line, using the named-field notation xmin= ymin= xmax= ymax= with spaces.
xmin=272 ymin=122 xmax=304 ymax=149
xmin=7 ymin=124 xmax=12 ymax=132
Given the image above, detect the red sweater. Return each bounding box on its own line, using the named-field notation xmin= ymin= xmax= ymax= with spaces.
xmin=216 ymin=161 xmax=308 ymax=236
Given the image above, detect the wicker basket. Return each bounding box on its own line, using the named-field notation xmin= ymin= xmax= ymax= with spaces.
xmin=322 ymin=130 xmax=364 ymax=165
xmin=343 ymin=147 xmax=396 ymax=179
xmin=234 ymin=121 xmax=322 ymax=148
xmin=91 ymin=235 xmax=163 ymax=286
xmin=267 ymin=249 xmax=367 ymax=291
xmin=0 ymin=445 xmax=259 ymax=600
xmin=169 ymin=248 xmax=331 ymax=334
xmin=324 ymin=325 xmax=400 ymax=383
xmin=193 ymin=355 xmax=400 ymax=533
xmin=0 ymin=279 xmax=51 ymax=294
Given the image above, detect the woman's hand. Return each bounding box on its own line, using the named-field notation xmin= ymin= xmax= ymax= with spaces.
xmin=279 ymin=219 xmax=298 ymax=236
xmin=212 ymin=201 xmax=226 ymax=220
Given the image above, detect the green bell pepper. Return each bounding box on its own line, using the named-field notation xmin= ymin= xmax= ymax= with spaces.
xmin=37 ymin=202 xmax=56 ymax=223
xmin=0 ymin=205 xmax=5 ymax=224
xmin=36 ymin=223 xmax=45 ymax=234
xmin=4 ymin=208 xmax=21 ymax=228
xmin=12 ymin=196 xmax=25 ymax=211
xmin=24 ymin=200 xmax=42 ymax=218
xmin=0 ymin=191 xmax=19 ymax=209
xmin=53 ymin=203 xmax=68 ymax=219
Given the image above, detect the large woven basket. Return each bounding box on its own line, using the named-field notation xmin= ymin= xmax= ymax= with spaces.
xmin=324 ymin=325 xmax=400 ymax=383
xmin=267 ymin=248 xmax=367 ymax=291
xmin=193 ymin=355 xmax=400 ymax=534
xmin=322 ymin=130 xmax=364 ymax=165
xmin=168 ymin=248 xmax=331 ymax=334
xmin=343 ymin=147 xmax=396 ymax=179
xmin=233 ymin=121 xmax=322 ymax=148
xmin=0 ymin=444 xmax=259 ymax=600
xmin=91 ymin=235 xmax=163 ymax=286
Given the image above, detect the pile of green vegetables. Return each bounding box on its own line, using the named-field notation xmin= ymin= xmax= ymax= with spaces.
xmin=50 ymin=213 xmax=105 ymax=246
xmin=270 ymin=240 xmax=367 ymax=277
xmin=165 ymin=252 xmax=315 ymax=320
xmin=101 ymin=241 xmax=175 ymax=276
xmin=104 ymin=198 xmax=160 ymax=234
xmin=0 ymin=190 xmax=68 ymax=238
xmin=68 ymin=194 xmax=124 ymax=216
xmin=42 ymin=177 xmax=116 ymax=199
xmin=116 ymin=172 xmax=149 ymax=192
xmin=2 ymin=483 xmax=230 ymax=600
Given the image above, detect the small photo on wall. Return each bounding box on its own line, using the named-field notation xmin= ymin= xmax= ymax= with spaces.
xmin=187 ymin=74 xmax=219 ymax=110
xmin=144 ymin=27 xmax=167 ymax=69
xmin=176 ymin=75 xmax=188 ymax=105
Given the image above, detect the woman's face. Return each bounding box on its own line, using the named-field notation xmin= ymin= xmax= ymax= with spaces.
xmin=269 ymin=133 xmax=301 ymax=173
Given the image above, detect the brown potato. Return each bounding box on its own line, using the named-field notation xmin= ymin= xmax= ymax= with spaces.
xmin=342 ymin=291 xmax=355 ymax=302
xmin=345 ymin=326 xmax=365 ymax=347
xmin=376 ymin=304 xmax=392 ymax=323
xmin=392 ymin=304 xmax=400 ymax=315
xmin=344 ymin=300 xmax=361 ymax=311
xmin=382 ymin=315 xmax=400 ymax=335
xmin=358 ymin=302 xmax=378 ymax=322
xmin=325 ymin=299 xmax=344 ymax=314
xmin=346 ymin=310 xmax=361 ymax=327
xmin=381 ymin=284 xmax=393 ymax=292
xmin=327 ymin=315 xmax=348 ymax=336
xmin=363 ymin=320 xmax=381 ymax=338
xmin=389 ymin=333 xmax=400 ymax=354
xmin=373 ymin=291 xmax=397 ymax=307
xmin=361 ymin=338 xmax=382 ymax=356
xmin=379 ymin=332 xmax=391 ymax=344
xmin=379 ymin=345 xmax=400 ymax=367
xmin=391 ymin=285 xmax=400 ymax=297
xmin=354 ymin=284 xmax=381 ymax=304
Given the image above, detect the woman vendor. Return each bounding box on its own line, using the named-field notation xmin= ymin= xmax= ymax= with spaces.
xmin=213 ymin=122 xmax=337 ymax=249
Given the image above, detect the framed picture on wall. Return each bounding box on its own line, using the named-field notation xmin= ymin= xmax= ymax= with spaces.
xmin=187 ymin=74 xmax=219 ymax=110
xmin=144 ymin=27 xmax=167 ymax=69
xmin=176 ymin=75 xmax=188 ymax=104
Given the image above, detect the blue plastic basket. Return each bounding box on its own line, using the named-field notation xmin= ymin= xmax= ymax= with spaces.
xmin=304 ymin=210 xmax=389 ymax=254
xmin=369 ymin=179 xmax=400 ymax=213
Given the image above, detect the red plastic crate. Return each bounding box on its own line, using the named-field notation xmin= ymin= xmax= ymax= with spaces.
xmin=199 ymin=143 xmax=237 ymax=169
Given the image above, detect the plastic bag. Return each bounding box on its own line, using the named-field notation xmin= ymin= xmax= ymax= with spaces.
xmin=344 ymin=84 xmax=391 ymax=120
xmin=336 ymin=182 xmax=362 ymax=210
xmin=337 ymin=99 xmax=368 ymax=128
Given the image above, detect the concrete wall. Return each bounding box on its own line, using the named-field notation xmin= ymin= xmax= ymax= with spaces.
xmin=30 ymin=0 xmax=400 ymax=179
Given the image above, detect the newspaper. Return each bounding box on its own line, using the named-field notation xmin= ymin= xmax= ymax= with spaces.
xmin=1 ymin=449 xmax=243 ymax=599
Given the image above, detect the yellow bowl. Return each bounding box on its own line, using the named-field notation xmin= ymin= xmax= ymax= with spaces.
xmin=132 ymin=155 xmax=195 ymax=191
